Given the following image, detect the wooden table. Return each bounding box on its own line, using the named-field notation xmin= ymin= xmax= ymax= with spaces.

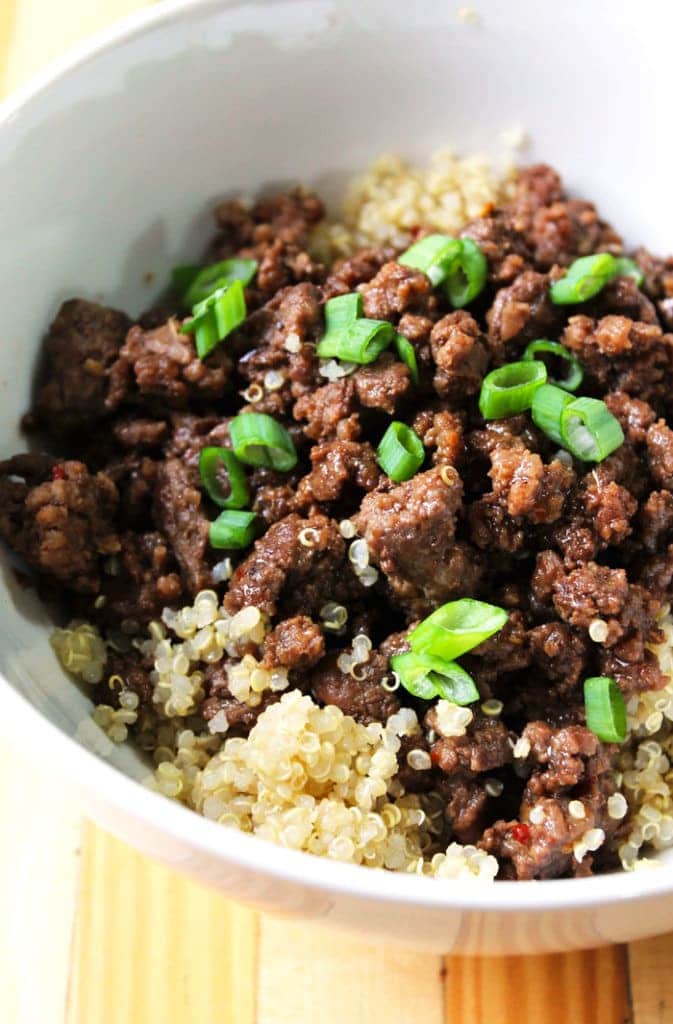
xmin=0 ymin=3 xmax=671 ymax=1020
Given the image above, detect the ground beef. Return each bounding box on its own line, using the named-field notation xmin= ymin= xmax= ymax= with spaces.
xmin=647 ymin=419 xmax=673 ymax=490
xmin=562 ymin=315 xmax=673 ymax=405
xmin=112 ymin=417 xmax=168 ymax=450
xmin=0 ymin=457 xmax=119 ymax=594
xmin=96 ymin=531 xmax=182 ymax=626
xmin=310 ymin=650 xmax=400 ymax=724
xmin=212 ymin=189 xmax=325 ymax=304
xmin=201 ymin=661 xmax=280 ymax=736
xmin=604 ymin=390 xmax=657 ymax=445
xmin=428 ymin=711 xmax=512 ymax=775
xmin=460 ymin=211 xmax=531 ymax=285
xmin=107 ymin=319 xmax=231 ymax=410
xmin=97 ymin=648 xmax=154 ymax=710
xmin=508 ymin=163 xmax=622 ymax=270
xmin=640 ymin=490 xmax=673 ymax=552
xmin=353 ymin=467 xmax=481 ymax=618
xmin=164 ymin=413 xmax=231 ymax=468
xmin=296 ymin=440 xmax=381 ymax=508
xmin=430 ymin=311 xmax=490 ymax=399
xmin=31 ymin=299 xmax=131 ymax=433
xmin=488 ymin=447 xmax=574 ymax=524
xmin=412 ymin=409 xmax=464 ymax=468
xmin=262 ymin=615 xmax=325 ymax=671
xmin=293 ymin=356 xmax=411 ymax=441
xmin=486 ymin=270 xmax=564 ymax=361
xmin=153 ymin=458 xmax=213 ymax=594
xmin=237 ymin=283 xmax=322 ymax=413
xmin=323 ymin=245 xmax=398 ymax=299
xmin=224 ymin=512 xmax=354 ymax=618
xmin=360 ymin=261 xmax=437 ymax=322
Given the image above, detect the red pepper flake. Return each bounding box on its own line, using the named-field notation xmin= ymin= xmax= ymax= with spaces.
xmin=430 ymin=746 xmax=443 ymax=766
xmin=51 ymin=465 xmax=66 ymax=481
xmin=511 ymin=823 xmax=531 ymax=844
xmin=409 ymin=224 xmax=422 ymax=239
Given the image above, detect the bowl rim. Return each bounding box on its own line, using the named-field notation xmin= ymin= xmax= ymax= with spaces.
xmin=1 ymin=0 xmax=673 ymax=913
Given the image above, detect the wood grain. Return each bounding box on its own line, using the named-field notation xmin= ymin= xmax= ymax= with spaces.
xmin=444 ymin=948 xmax=630 ymax=1024
xmin=629 ymin=936 xmax=673 ymax=1024
xmin=67 ymin=823 xmax=258 ymax=1024
xmin=258 ymin=916 xmax=444 ymax=1024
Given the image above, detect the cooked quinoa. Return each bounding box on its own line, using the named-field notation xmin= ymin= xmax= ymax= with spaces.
xmin=5 ymin=149 xmax=673 ymax=882
xmin=310 ymin=147 xmax=516 ymax=260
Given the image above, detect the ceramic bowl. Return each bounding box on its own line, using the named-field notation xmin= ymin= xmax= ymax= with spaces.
xmin=1 ymin=0 xmax=672 ymax=954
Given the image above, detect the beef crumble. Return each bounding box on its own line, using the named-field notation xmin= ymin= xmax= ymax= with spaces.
xmin=4 ymin=163 xmax=673 ymax=881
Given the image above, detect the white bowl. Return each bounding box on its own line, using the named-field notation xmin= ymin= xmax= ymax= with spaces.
xmin=1 ymin=0 xmax=673 ymax=955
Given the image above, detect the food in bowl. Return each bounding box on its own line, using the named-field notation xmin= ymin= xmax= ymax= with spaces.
xmin=2 ymin=153 xmax=673 ymax=882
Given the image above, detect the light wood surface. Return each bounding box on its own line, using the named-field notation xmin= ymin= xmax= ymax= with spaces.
xmin=0 ymin=2 xmax=671 ymax=1021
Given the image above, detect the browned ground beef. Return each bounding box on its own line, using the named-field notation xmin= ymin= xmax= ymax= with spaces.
xmin=4 ymin=162 xmax=673 ymax=880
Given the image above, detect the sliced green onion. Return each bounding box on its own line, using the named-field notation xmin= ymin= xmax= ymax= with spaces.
xmin=394 ymin=333 xmax=419 ymax=384
xmin=550 ymin=253 xmax=617 ymax=305
xmin=613 ymin=256 xmax=645 ymax=287
xmin=443 ymin=238 xmax=488 ymax=308
xmin=229 ymin=412 xmax=297 ymax=471
xmin=390 ymin=651 xmax=439 ymax=700
xmin=198 ymin=447 xmax=250 ymax=509
xmin=324 ymin=292 xmax=363 ymax=330
xmin=584 ymin=676 xmax=627 ymax=743
xmin=317 ymin=317 xmax=394 ymax=363
xmin=174 ymin=258 xmax=258 ymax=306
xmin=399 ymin=234 xmax=462 ymax=286
xmin=531 ymin=383 xmax=573 ymax=446
xmin=181 ymin=279 xmax=247 ymax=358
xmin=391 ymin=650 xmax=479 ymax=705
xmin=409 ymin=599 xmax=508 ymax=661
xmin=478 ymin=360 xmax=547 ymax=420
xmin=560 ymin=396 xmax=624 ymax=462
xmin=522 ymin=339 xmax=583 ymax=392
xmin=377 ymin=422 xmax=424 ymax=482
xmin=209 ymin=509 xmax=257 ymax=550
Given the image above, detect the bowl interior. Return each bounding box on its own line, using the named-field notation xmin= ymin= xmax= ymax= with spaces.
xmin=0 ymin=0 xmax=672 ymax=854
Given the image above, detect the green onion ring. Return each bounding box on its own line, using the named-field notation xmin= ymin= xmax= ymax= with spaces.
xmin=377 ymin=422 xmax=425 ymax=482
xmin=391 ymin=650 xmax=480 ymax=705
xmin=531 ymin=383 xmax=574 ymax=447
xmin=584 ymin=676 xmax=627 ymax=743
xmin=522 ymin=339 xmax=583 ymax=392
xmin=198 ymin=447 xmax=250 ymax=509
xmin=229 ymin=412 xmax=298 ymax=471
xmin=409 ymin=599 xmax=508 ymax=662
xmin=560 ymin=396 xmax=625 ymax=462
xmin=209 ymin=509 xmax=257 ymax=550
xmin=478 ymin=360 xmax=548 ymax=420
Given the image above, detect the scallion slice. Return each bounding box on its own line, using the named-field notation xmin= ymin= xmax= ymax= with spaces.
xmin=391 ymin=651 xmax=479 ymax=705
xmin=209 ymin=509 xmax=257 ymax=550
xmin=324 ymin=292 xmax=363 ymax=330
xmin=443 ymin=238 xmax=488 ymax=308
xmin=181 ymin=279 xmax=247 ymax=358
xmin=550 ymin=253 xmax=617 ymax=305
xmin=531 ymin=383 xmax=573 ymax=446
xmin=409 ymin=599 xmax=508 ymax=662
xmin=478 ymin=360 xmax=547 ymax=420
xmin=584 ymin=676 xmax=627 ymax=743
xmin=173 ymin=258 xmax=258 ymax=306
xmin=394 ymin=333 xmax=419 ymax=384
xmin=317 ymin=317 xmax=394 ymax=363
xmin=377 ymin=422 xmax=424 ymax=482
xmin=560 ymin=396 xmax=624 ymax=462
xmin=522 ymin=339 xmax=583 ymax=392
xmin=198 ymin=447 xmax=250 ymax=509
xmin=229 ymin=412 xmax=298 ymax=471
xmin=399 ymin=234 xmax=462 ymax=286
xmin=612 ymin=256 xmax=645 ymax=287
